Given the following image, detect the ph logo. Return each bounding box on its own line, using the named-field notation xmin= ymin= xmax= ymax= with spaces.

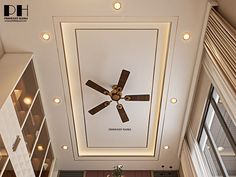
xmin=4 ymin=5 xmax=28 ymax=16
xmin=3 ymin=5 xmax=29 ymax=22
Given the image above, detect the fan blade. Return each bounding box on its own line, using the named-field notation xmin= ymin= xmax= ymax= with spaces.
xmin=88 ymin=101 xmax=110 ymax=115
xmin=117 ymin=70 xmax=130 ymax=91
xmin=116 ymin=104 xmax=129 ymax=123
xmin=86 ymin=80 xmax=109 ymax=95
xmin=124 ymin=94 xmax=150 ymax=101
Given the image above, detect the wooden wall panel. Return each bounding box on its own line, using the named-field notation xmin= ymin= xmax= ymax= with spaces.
xmin=86 ymin=171 xmax=151 ymax=177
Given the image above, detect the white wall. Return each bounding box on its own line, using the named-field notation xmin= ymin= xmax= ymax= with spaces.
xmin=0 ymin=38 xmax=4 ymax=58
xmin=179 ymin=164 xmax=184 ymax=177
xmin=180 ymin=66 xmax=212 ymax=177
xmin=217 ymin=0 xmax=236 ymax=29
xmin=189 ymin=67 xmax=211 ymax=138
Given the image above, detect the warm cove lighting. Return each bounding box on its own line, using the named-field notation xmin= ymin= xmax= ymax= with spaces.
xmin=113 ymin=2 xmax=121 ymax=10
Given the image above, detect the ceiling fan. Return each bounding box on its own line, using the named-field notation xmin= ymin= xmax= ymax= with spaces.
xmin=86 ymin=69 xmax=150 ymax=123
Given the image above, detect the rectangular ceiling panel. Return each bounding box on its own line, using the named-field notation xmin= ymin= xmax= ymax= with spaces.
xmin=76 ymin=29 xmax=158 ymax=148
xmin=61 ymin=22 xmax=170 ymax=157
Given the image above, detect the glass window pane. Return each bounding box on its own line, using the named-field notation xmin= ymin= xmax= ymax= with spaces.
xmin=204 ymin=95 xmax=236 ymax=176
xmin=2 ymin=161 xmax=16 ymax=177
xmin=209 ymin=114 xmax=236 ymax=175
xmin=0 ymin=135 xmax=8 ymax=174
xmin=200 ymin=129 xmax=223 ymax=176
xmin=214 ymin=104 xmax=236 ymax=145
xmin=212 ymin=89 xmax=236 ymax=144
xmin=221 ymin=156 xmax=236 ymax=176
xmin=199 ymin=87 xmax=236 ymax=177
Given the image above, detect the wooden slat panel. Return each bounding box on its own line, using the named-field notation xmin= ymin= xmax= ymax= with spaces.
xmin=85 ymin=170 xmax=152 ymax=177
xmin=59 ymin=171 xmax=84 ymax=177
xmin=153 ymin=171 xmax=178 ymax=177
xmin=204 ymin=8 xmax=236 ymax=94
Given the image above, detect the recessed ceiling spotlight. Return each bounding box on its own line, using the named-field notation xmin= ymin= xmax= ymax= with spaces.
xmin=53 ymin=98 xmax=61 ymax=104
xmin=37 ymin=145 xmax=44 ymax=151
xmin=113 ymin=2 xmax=121 ymax=10
xmin=23 ymin=97 xmax=32 ymax=105
xmin=170 ymin=98 xmax=177 ymax=104
xmin=42 ymin=33 xmax=50 ymax=40
xmin=183 ymin=33 xmax=190 ymax=40
xmin=164 ymin=145 xmax=169 ymax=150
xmin=217 ymin=146 xmax=224 ymax=151
xmin=61 ymin=145 xmax=68 ymax=150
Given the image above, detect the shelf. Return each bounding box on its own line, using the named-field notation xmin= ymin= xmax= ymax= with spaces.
xmin=1 ymin=160 xmax=16 ymax=177
xmin=22 ymin=92 xmax=45 ymax=155
xmin=39 ymin=142 xmax=54 ymax=177
xmin=30 ymin=118 xmax=46 ymax=158
xmin=11 ymin=61 xmax=38 ymax=127
xmin=20 ymin=89 xmax=40 ymax=129
xmin=0 ymin=135 xmax=8 ymax=176
xmin=0 ymin=158 xmax=9 ymax=177
xmin=31 ymin=122 xmax=50 ymax=177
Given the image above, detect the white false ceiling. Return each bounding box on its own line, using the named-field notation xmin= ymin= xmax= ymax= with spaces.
xmin=59 ymin=22 xmax=170 ymax=157
xmin=0 ymin=0 xmax=209 ymax=170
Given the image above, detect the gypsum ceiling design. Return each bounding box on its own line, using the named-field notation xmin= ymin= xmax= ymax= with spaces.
xmin=59 ymin=22 xmax=170 ymax=158
xmin=86 ymin=69 xmax=150 ymax=123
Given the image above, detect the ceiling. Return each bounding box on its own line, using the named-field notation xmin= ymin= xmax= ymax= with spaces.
xmin=59 ymin=21 xmax=170 ymax=158
xmin=0 ymin=0 xmax=209 ymax=171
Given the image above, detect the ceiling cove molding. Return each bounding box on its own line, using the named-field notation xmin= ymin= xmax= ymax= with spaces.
xmin=53 ymin=17 xmax=177 ymax=160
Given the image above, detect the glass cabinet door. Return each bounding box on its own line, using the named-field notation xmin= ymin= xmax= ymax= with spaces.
xmin=31 ymin=122 xmax=50 ymax=177
xmin=11 ymin=61 xmax=38 ymax=127
xmin=41 ymin=145 xmax=54 ymax=177
xmin=0 ymin=134 xmax=8 ymax=174
xmin=22 ymin=93 xmax=45 ymax=156
xmin=2 ymin=161 xmax=16 ymax=177
xmin=2 ymin=59 xmax=55 ymax=177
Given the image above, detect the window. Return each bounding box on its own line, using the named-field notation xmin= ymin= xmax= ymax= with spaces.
xmin=198 ymin=86 xmax=236 ymax=177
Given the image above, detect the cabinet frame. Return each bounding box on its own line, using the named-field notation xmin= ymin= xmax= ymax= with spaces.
xmin=0 ymin=54 xmax=55 ymax=177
